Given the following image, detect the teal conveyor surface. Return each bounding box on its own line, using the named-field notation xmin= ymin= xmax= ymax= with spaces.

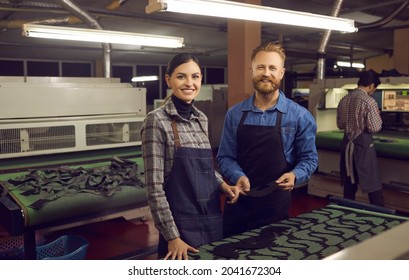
xmin=316 ymin=130 xmax=409 ymax=160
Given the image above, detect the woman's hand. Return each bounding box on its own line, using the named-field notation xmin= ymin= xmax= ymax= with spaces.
xmin=220 ymin=182 xmax=246 ymax=204
xmin=165 ymin=237 xmax=199 ymax=260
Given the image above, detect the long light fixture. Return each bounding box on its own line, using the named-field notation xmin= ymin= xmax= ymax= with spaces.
xmin=146 ymin=0 xmax=357 ymax=33
xmin=22 ymin=23 xmax=184 ymax=48
xmin=335 ymin=61 xmax=365 ymax=69
xmin=131 ymin=75 xmax=159 ymax=82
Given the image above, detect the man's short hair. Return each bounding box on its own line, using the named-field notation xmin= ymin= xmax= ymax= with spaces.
xmin=357 ymin=69 xmax=381 ymax=88
xmin=251 ymin=42 xmax=286 ymax=63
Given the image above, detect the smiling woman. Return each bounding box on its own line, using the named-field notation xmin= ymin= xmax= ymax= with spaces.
xmin=164 ymin=54 xmax=202 ymax=104
xmin=140 ymin=53 xmax=244 ymax=260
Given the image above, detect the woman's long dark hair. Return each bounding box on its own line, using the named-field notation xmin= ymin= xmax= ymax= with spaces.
xmin=163 ymin=53 xmax=201 ymax=104
xmin=166 ymin=53 xmax=201 ymax=76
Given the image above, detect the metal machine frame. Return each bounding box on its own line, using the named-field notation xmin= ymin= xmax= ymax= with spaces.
xmin=0 ymin=77 xmax=152 ymax=259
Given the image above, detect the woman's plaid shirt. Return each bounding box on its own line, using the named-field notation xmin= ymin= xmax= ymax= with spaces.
xmin=141 ymin=99 xmax=224 ymax=241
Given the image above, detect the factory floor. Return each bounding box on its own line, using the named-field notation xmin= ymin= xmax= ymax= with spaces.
xmin=40 ymin=185 xmax=328 ymax=260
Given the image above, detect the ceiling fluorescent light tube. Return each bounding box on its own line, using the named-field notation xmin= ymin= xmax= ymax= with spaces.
xmin=132 ymin=75 xmax=159 ymax=82
xmin=336 ymin=61 xmax=365 ymax=69
xmin=22 ymin=23 xmax=184 ymax=48
xmin=146 ymin=0 xmax=357 ymax=33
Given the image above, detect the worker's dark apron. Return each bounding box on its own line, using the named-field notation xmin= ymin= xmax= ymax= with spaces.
xmin=340 ymin=132 xmax=382 ymax=193
xmin=223 ymin=110 xmax=292 ymax=237
xmin=157 ymin=120 xmax=222 ymax=258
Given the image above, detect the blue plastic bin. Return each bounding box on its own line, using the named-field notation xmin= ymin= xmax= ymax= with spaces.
xmin=36 ymin=235 xmax=89 ymax=260
xmin=0 ymin=247 xmax=24 ymax=259
xmin=0 ymin=233 xmax=24 ymax=260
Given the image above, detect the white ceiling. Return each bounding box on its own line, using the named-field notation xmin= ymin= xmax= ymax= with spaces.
xmin=0 ymin=0 xmax=409 ymax=71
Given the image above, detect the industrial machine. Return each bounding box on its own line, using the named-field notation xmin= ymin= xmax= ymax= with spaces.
xmin=0 ymin=76 xmax=151 ymax=259
xmin=0 ymin=76 xmax=146 ymax=158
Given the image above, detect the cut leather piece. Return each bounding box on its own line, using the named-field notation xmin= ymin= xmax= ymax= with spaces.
xmin=234 ymin=236 xmax=273 ymax=249
xmin=212 ymin=243 xmax=240 ymax=259
xmin=111 ymin=156 xmax=135 ymax=165
xmin=259 ymin=225 xmax=294 ymax=237
xmin=8 ymin=177 xmax=37 ymax=186
xmin=20 ymin=188 xmax=40 ymax=196
xmin=28 ymin=198 xmax=52 ymax=210
xmin=244 ymin=182 xmax=280 ymax=198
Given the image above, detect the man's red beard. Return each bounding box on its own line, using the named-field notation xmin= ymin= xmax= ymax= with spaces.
xmin=252 ymin=76 xmax=281 ymax=95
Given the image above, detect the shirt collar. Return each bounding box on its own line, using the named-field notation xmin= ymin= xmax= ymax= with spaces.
xmin=355 ymin=88 xmax=368 ymax=95
xmin=242 ymin=91 xmax=288 ymax=113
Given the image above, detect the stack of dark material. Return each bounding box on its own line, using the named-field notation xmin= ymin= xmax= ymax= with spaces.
xmin=0 ymin=157 xmax=143 ymax=210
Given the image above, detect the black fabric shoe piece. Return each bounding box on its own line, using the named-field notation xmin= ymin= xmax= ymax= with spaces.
xmin=245 ymin=182 xmax=279 ymax=197
xmin=234 ymin=236 xmax=273 ymax=249
xmin=245 ymin=188 xmax=273 ymax=197
xmin=8 ymin=177 xmax=36 ymax=186
xmin=111 ymin=156 xmax=135 ymax=166
xmin=28 ymin=198 xmax=51 ymax=210
xmin=212 ymin=243 xmax=240 ymax=259
xmin=20 ymin=188 xmax=39 ymax=196
xmin=259 ymin=225 xmax=293 ymax=237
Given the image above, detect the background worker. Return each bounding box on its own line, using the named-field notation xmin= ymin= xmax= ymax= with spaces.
xmin=337 ymin=69 xmax=384 ymax=206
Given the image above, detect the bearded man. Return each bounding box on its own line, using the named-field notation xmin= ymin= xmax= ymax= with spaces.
xmin=217 ymin=42 xmax=318 ymax=237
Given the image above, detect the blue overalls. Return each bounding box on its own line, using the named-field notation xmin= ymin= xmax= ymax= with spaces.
xmin=157 ymin=120 xmax=223 ymax=257
xmin=223 ymin=110 xmax=292 ymax=237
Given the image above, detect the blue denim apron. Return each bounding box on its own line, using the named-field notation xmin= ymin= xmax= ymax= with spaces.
xmin=157 ymin=120 xmax=222 ymax=257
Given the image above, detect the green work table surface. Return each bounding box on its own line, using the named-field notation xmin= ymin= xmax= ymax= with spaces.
xmin=189 ymin=202 xmax=409 ymax=260
xmin=0 ymin=148 xmax=147 ymax=229
xmin=316 ymin=130 xmax=409 ymax=160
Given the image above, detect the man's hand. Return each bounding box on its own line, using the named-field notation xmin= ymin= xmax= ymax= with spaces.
xmin=276 ymin=172 xmax=296 ymax=191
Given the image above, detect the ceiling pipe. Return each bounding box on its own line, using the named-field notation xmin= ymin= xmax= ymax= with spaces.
xmin=358 ymin=0 xmax=409 ymax=30
xmin=0 ymin=0 xmax=131 ymax=31
xmin=1 ymin=0 xmax=405 ymax=67
xmin=0 ymin=0 xmax=228 ymax=33
xmin=55 ymin=0 xmax=112 ymax=78
xmin=316 ymin=0 xmax=344 ymax=80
